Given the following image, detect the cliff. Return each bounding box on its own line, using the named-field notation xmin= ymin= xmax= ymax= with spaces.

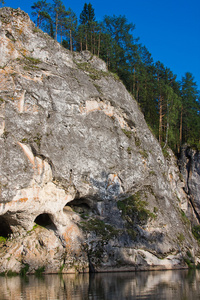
xmin=0 ymin=7 xmax=199 ymax=274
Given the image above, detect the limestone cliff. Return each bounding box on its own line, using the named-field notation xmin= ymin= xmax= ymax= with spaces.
xmin=0 ymin=7 xmax=199 ymax=274
xmin=179 ymin=145 xmax=200 ymax=225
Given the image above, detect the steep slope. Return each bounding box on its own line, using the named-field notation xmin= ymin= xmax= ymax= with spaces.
xmin=0 ymin=7 xmax=199 ymax=274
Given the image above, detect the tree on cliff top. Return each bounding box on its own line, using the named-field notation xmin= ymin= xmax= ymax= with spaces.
xmin=31 ymin=0 xmax=50 ymax=28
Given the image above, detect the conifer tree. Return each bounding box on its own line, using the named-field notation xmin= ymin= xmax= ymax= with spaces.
xmin=79 ymin=3 xmax=96 ymax=51
xmin=31 ymin=0 xmax=50 ymax=28
xmin=180 ymin=72 xmax=200 ymax=146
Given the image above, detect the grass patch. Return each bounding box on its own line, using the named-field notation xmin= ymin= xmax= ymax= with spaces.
xmin=33 ymin=27 xmax=42 ymax=34
xmin=180 ymin=209 xmax=190 ymax=226
xmin=162 ymin=147 xmax=170 ymax=159
xmin=177 ymin=233 xmax=185 ymax=243
xmin=122 ymin=128 xmax=132 ymax=139
xmin=27 ymin=224 xmax=39 ymax=234
xmin=127 ymin=147 xmax=132 ymax=154
xmin=135 ymin=136 xmax=141 ymax=147
xmin=139 ymin=149 xmax=148 ymax=159
xmin=24 ymin=56 xmax=41 ymax=64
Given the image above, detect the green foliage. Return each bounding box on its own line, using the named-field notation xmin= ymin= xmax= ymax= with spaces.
xmin=23 ymin=56 xmax=41 ymax=64
xmin=184 ymin=251 xmax=195 ymax=269
xmin=0 ymin=0 xmax=5 ymax=6
xmin=162 ymin=146 xmax=170 ymax=159
xmin=27 ymin=224 xmax=39 ymax=233
xmin=177 ymin=233 xmax=185 ymax=243
xmin=20 ymin=264 xmax=29 ymax=277
xmin=122 ymin=128 xmax=132 ymax=139
xmin=139 ymin=149 xmax=148 ymax=159
xmin=76 ymin=62 xmax=108 ymax=80
xmin=0 ymin=236 xmax=7 ymax=243
xmin=135 ymin=136 xmax=141 ymax=147
xmin=117 ymin=192 xmax=156 ymax=226
xmin=192 ymin=225 xmax=200 ymax=243
xmin=26 ymin=1 xmax=200 ymax=152
xmin=127 ymin=147 xmax=132 ymax=154
xmin=80 ymin=218 xmax=119 ymax=241
xmin=35 ymin=266 xmax=45 ymax=276
xmin=7 ymin=270 xmax=18 ymax=277
xmin=180 ymin=209 xmax=190 ymax=226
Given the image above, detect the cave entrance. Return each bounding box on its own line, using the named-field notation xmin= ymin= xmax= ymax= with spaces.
xmin=0 ymin=216 xmax=13 ymax=238
xmin=34 ymin=213 xmax=56 ymax=230
xmin=65 ymin=198 xmax=93 ymax=215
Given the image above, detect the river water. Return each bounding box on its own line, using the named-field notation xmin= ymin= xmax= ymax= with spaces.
xmin=0 ymin=269 xmax=200 ymax=300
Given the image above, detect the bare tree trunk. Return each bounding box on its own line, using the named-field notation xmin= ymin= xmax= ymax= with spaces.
xmin=97 ymin=30 xmax=101 ymax=57
xmin=85 ymin=32 xmax=88 ymax=50
xmin=55 ymin=12 xmax=58 ymax=41
xmin=159 ymin=95 xmax=163 ymax=144
xmin=163 ymin=99 xmax=169 ymax=149
xmin=70 ymin=29 xmax=72 ymax=52
xmin=93 ymin=29 xmax=95 ymax=54
xmin=136 ymin=81 xmax=139 ymax=102
xmin=60 ymin=26 xmax=62 ymax=44
xmin=179 ymin=105 xmax=183 ymax=153
xmin=133 ymin=69 xmax=135 ymax=95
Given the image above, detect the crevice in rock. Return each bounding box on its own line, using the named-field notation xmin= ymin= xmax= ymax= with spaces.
xmin=5 ymin=30 xmax=15 ymax=41
xmin=0 ymin=215 xmax=13 ymax=238
xmin=34 ymin=213 xmax=57 ymax=230
xmin=183 ymin=147 xmax=200 ymax=224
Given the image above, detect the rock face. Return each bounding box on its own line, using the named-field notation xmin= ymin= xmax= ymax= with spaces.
xmin=0 ymin=7 xmax=199 ymax=274
xmin=179 ymin=145 xmax=200 ymax=224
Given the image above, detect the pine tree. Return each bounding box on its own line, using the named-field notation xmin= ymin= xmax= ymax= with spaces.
xmin=63 ymin=8 xmax=77 ymax=51
xmin=79 ymin=3 xmax=96 ymax=51
xmin=31 ymin=0 xmax=50 ymax=28
xmin=180 ymin=72 xmax=200 ymax=146
xmin=50 ymin=0 xmax=67 ymax=41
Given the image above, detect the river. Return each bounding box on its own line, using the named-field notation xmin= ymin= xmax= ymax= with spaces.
xmin=0 ymin=269 xmax=200 ymax=299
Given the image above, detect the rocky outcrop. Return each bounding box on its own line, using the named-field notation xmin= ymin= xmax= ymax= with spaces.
xmin=0 ymin=7 xmax=199 ymax=274
xmin=179 ymin=145 xmax=200 ymax=224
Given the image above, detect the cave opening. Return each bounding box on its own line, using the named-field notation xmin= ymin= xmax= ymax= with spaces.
xmin=34 ymin=213 xmax=57 ymax=230
xmin=65 ymin=198 xmax=93 ymax=215
xmin=0 ymin=216 xmax=13 ymax=238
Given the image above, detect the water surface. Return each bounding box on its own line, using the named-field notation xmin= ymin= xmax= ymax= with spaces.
xmin=0 ymin=269 xmax=200 ymax=299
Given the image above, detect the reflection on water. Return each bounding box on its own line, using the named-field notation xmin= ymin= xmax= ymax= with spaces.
xmin=0 ymin=269 xmax=200 ymax=300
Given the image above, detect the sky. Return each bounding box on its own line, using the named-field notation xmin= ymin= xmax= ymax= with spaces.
xmin=2 ymin=0 xmax=200 ymax=90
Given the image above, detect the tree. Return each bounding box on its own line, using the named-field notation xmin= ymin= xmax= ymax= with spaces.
xmin=102 ymin=14 xmax=137 ymax=79
xmin=180 ymin=72 xmax=200 ymax=146
xmin=79 ymin=3 xmax=96 ymax=51
xmin=63 ymin=8 xmax=77 ymax=51
xmin=31 ymin=0 xmax=50 ymax=28
xmin=0 ymin=0 xmax=5 ymax=6
xmin=50 ymin=0 xmax=68 ymax=41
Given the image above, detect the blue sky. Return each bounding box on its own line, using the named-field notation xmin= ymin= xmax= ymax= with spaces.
xmin=2 ymin=0 xmax=200 ymax=89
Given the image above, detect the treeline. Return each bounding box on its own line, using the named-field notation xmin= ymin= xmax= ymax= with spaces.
xmin=31 ymin=0 xmax=200 ymax=154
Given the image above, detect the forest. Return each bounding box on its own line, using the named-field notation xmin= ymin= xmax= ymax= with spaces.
xmin=4 ymin=0 xmax=200 ymax=154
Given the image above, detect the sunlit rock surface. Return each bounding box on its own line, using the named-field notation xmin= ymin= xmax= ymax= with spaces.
xmin=0 ymin=7 xmax=199 ymax=274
